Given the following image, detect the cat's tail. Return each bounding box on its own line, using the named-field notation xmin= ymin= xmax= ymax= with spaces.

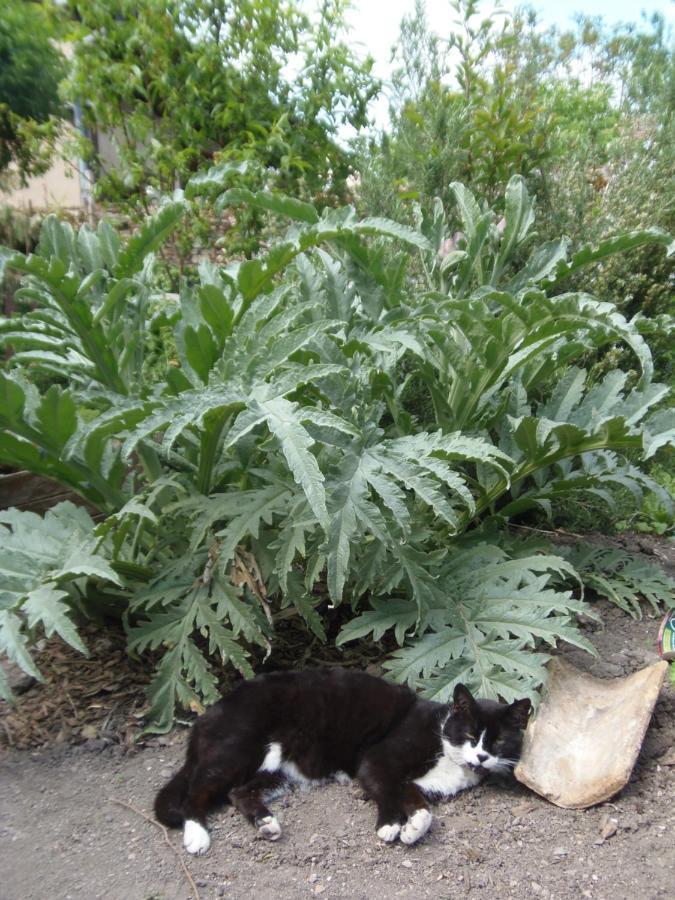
xmin=154 ymin=764 xmax=190 ymax=828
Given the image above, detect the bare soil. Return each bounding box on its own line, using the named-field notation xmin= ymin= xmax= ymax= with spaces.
xmin=1 ymin=597 xmax=673 ymax=900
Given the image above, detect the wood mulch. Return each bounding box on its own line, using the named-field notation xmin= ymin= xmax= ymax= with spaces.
xmin=0 ymin=625 xmax=152 ymax=750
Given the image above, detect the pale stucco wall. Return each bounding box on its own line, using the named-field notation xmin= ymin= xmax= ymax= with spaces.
xmin=0 ymin=151 xmax=83 ymax=212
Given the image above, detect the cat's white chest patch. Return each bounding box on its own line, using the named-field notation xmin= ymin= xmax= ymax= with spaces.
xmin=414 ymin=740 xmax=481 ymax=798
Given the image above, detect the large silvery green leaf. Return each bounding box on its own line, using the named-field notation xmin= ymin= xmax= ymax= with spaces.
xmin=344 ymin=543 xmax=597 ymax=702
xmin=558 ymin=545 xmax=675 ymax=618
xmin=248 ymin=397 xmax=329 ymax=529
xmin=337 ymin=598 xmax=427 ymax=647
xmin=542 ymin=229 xmax=672 ymax=291
xmin=23 ymin=587 xmax=88 ymax=655
xmin=0 ymin=503 xmax=121 ymax=699
xmin=114 ymin=197 xmax=186 ymax=278
xmin=492 ymin=175 xmax=535 ymax=281
xmin=218 ymin=187 xmax=320 ymax=224
xmin=129 ymin=580 xmax=258 ymax=735
xmin=326 ymin=449 xmax=370 ymax=603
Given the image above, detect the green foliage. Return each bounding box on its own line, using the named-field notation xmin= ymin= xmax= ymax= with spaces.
xmin=357 ymin=1 xmax=557 ymax=218
xmin=616 ymin=464 xmax=675 ymax=536
xmin=559 ymin=544 xmax=675 ymax=618
xmin=358 ymin=2 xmax=674 ymax=343
xmin=0 ymin=0 xmax=66 ymax=181
xmin=61 ymin=0 xmax=379 ymax=265
xmin=0 ymin=175 xmax=672 ymax=729
xmin=0 ymin=502 xmax=120 ymax=701
xmin=340 ymin=544 xmax=592 ymax=701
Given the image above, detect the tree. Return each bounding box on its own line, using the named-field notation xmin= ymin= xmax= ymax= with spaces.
xmin=62 ymin=1 xmax=379 ymax=226
xmin=0 ymin=0 xmax=66 ymax=182
xmin=356 ymin=1 xmax=557 ymax=221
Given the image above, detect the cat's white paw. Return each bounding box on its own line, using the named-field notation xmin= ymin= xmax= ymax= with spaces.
xmin=400 ymin=808 xmax=432 ymax=845
xmin=257 ymin=815 xmax=282 ymax=841
xmin=377 ymin=823 xmax=401 ymax=843
xmin=183 ymin=819 xmax=211 ymax=855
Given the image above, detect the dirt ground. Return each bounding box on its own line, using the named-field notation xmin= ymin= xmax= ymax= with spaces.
xmin=1 ymin=599 xmax=673 ymax=900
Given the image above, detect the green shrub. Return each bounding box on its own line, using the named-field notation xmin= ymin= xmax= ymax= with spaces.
xmin=0 ymin=174 xmax=672 ymax=728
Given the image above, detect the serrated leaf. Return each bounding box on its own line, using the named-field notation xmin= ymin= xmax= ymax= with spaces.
xmin=250 ymin=397 xmax=329 ymax=529
xmin=0 ymin=610 xmax=44 ymax=681
xmin=23 ymin=587 xmax=88 ymax=655
xmin=114 ymin=199 xmax=186 ymax=278
xmin=291 ymin=591 xmax=327 ymax=642
xmin=326 ymin=449 xmax=369 ymax=603
xmin=219 ymin=187 xmax=320 ymax=224
xmin=384 ymin=629 xmax=467 ymax=681
xmin=337 ymin=598 xmax=419 ymax=646
xmin=34 ymin=385 xmax=78 ymax=451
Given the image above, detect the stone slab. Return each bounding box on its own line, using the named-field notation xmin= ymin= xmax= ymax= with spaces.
xmin=515 ymin=657 xmax=668 ymax=809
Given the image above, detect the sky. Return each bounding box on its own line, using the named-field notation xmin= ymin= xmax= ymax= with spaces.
xmin=336 ymin=0 xmax=674 ymax=128
xmin=344 ymin=1 xmax=674 ymax=76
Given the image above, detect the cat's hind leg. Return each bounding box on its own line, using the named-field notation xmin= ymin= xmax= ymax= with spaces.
xmin=229 ymin=771 xmax=287 ymax=841
xmin=182 ymin=767 xmax=242 ymax=854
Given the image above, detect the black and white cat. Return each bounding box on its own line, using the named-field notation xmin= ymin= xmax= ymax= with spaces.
xmin=154 ymin=667 xmax=531 ymax=853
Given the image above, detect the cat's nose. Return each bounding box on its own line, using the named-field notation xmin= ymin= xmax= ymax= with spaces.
xmin=476 ymin=752 xmax=488 ymax=763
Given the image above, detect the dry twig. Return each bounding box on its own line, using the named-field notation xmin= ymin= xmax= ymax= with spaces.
xmin=108 ymin=798 xmax=201 ymax=900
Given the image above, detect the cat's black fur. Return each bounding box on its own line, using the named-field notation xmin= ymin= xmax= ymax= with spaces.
xmin=155 ymin=667 xmax=530 ymax=851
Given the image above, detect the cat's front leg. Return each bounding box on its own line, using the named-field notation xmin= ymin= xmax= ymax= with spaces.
xmin=356 ymin=758 xmax=406 ymax=843
xmin=376 ymin=821 xmax=402 ymax=843
xmin=400 ymin=807 xmax=433 ymax=845
xmin=398 ymin=783 xmax=433 ymax=845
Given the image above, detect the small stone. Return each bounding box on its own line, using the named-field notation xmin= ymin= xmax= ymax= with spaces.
xmin=553 ymin=847 xmax=568 ymax=857
xmin=531 ymin=882 xmax=542 ymax=894
xmin=599 ymin=815 xmax=618 ymax=841
xmin=313 ymin=886 xmax=326 ymax=895
xmin=593 ymin=661 xmax=623 ymax=678
xmin=0 ymin=659 xmax=36 ymax=695
xmin=511 ymin=801 xmax=538 ymax=817
xmin=80 ymin=725 xmax=97 ymax=741
xmin=401 ymin=859 xmax=413 ymax=868
xmin=83 ymin=738 xmax=108 ymax=753
xmin=308 ymin=874 xmax=319 ymax=884
xmin=658 ymin=747 xmax=675 ymax=766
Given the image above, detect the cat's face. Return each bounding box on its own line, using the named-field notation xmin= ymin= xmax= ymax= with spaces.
xmin=442 ymin=683 xmax=531 ymax=774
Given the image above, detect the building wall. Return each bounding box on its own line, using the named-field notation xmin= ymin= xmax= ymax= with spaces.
xmin=0 ymin=128 xmax=84 ymax=213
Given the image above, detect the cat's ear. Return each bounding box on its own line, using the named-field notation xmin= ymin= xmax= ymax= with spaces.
xmin=452 ymin=683 xmax=476 ymax=718
xmin=507 ymin=698 xmax=532 ymax=729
